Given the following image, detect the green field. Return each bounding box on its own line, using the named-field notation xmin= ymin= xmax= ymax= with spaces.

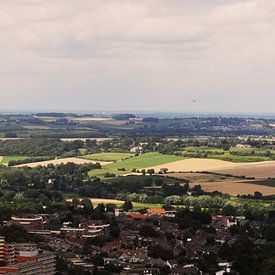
xmin=207 ymin=153 xmax=270 ymax=162
xmin=83 ymin=152 xmax=134 ymax=162
xmin=89 ymin=152 xmax=185 ymax=177
xmin=179 ymin=146 xmax=275 ymax=162
xmin=1 ymin=156 xmax=30 ymax=166
xmin=91 ymin=199 xmax=162 ymax=210
xmin=65 ymin=196 xmax=162 ymax=210
xmin=79 ymin=148 xmax=88 ymax=155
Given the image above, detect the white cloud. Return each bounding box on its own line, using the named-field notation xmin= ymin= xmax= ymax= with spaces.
xmin=0 ymin=0 xmax=275 ymax=112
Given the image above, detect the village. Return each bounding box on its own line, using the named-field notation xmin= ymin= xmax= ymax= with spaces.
xmin=0 ymin=202 xmax=270 ymax=275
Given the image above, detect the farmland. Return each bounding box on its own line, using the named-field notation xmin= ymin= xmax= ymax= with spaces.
xmin=2 ymin=148 xmax=273 ymax=195
xmin=2 ymin=114 xmax=275 ymax=138
xmin=178 ymin=146 xmax=275 ymax=162
xmin=88 ymin=152 xmax=186 ymax=177
xmin=1 ymin=156 xmax=30 ymax=166
xmin=167 ymin=172 xmax=275 ymax=196
xmin=83 ymin=152 xmax=134 ymax=162
xmin=212 ymin=161 xmax=275 ymax=178
xmin=0 ymin=132 xmax=275 ymax=195
xmin=192 ymin=181 xmax=275 ymax=196
xmin=84 ymin=149 xmax=275 ymax=185
xmin=65 ymin=197 xmax=162 ymax=210
xmin=15 ymin=157 xmax=110 ymax=168
xmin=146 ymin=158 xmax=240 ymax=173
xmin=90 ymin=198 xmax=162 ymax=210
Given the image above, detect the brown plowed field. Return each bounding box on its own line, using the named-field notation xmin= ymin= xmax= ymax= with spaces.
xmin=148 ymin=158 xmax=275 ymax=179
xmin=212 ymin=161 xmax=275 ymax=178
xmin=166 ymin=172 xmax=275 ymax=196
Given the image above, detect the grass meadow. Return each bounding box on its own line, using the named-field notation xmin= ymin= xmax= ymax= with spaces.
xmin=1 ymin=156 xmax=30 ymax=166
xmin=83 ymin=152 xmax=134 ymax=162
xmin=88 ymin=152 xmax=185 ymax=177
xmin=179 ymin=146 xmax=275 ymax=162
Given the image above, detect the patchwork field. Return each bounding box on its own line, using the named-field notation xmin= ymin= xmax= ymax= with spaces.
xmin=15 ymin=157 xmax=110 ymax=168
xmin=212 ymin=161 xmax=275 ymax=178
xmin=83 ymin=152 xmax=134 ymax=162
xmin=168 ymin=172 xmax=275 ymax=196
xmin=146 ymin=158 xmax=241 ymax=173
xmin=179 ymin=146 xmax=275 ymax=162
xmin=146 ymin=157 xmax=275 ymax=179
xmin=87 ymin=151 xmax=275 ymax=180
xmin=89 ymin=152 xmax=186 ymax=177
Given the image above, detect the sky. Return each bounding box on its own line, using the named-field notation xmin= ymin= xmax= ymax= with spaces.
xmin=0 ymin=0 xmax=275 ymax=113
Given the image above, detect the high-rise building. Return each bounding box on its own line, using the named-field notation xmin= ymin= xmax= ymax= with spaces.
xmin=0 ymin=236 xmax=5 ymax=263
xmin=0 ymin=236 xmax=15 ymax=266
xmin=0 ymin=237 xmax=56 ymax=275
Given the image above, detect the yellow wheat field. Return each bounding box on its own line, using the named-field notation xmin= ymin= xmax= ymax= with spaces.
xmin=146 ymin=158 xmax=241 ymax=173
xmin=15 ymin=157 xmax=111 ymax=168
xmin=147 ymin=158 xmax=275 ymax=178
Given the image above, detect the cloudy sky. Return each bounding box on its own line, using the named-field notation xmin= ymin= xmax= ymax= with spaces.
xmin=1 ymin=0 xmax=275 ymax=113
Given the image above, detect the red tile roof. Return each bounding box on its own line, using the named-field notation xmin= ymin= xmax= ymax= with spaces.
xmin=147 ymin=208 xmax=176 ymax=215
xmin=147 ymin=208 xmax=166 ymax=214
xmin=128 ymin=213 xmax=149 ymax=219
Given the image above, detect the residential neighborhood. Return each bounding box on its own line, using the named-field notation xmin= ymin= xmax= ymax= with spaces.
xmin=0 ymin=202 xmax=272 ymax=274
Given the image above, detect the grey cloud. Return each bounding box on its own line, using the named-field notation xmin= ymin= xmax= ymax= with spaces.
xmin=0 ymin=0 xmax=275 ymax=113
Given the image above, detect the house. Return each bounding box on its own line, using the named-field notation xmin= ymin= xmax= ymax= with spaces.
xmin=226 ymin=217 xmax=237 ymax=228
xmin=119 ymin=250 xmax=147 ymax=264
xmin=8 ymin=215 xmax=45 ymax=231
xmin=147 ymin=209 xmax=176 ymax=217
xmin=166 ymin=259 xmax=178 ymax=269
xmin=235 ymin=144 xmax=251 ymax=148
xmin=103 ymin=257 xmax=119 ymax=265
xmin=171 ymin=265 xmax=202 ymax=274
xmin=216 ymin=262 xmax=232 ymax=274
xmin=130 ymin=146 xmax=143 ymax=154
xmin=121 ymin=267 xmax=160 ymax=274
